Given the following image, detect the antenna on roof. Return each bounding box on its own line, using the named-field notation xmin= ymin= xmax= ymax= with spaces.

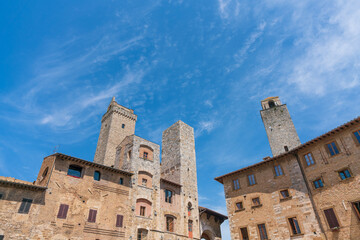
xmin=53 ymin=145 xmax=60 ymax=153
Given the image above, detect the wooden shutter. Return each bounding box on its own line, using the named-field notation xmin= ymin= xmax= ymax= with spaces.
xmin=88 ymin=209 xmax=97 ymax=222
xmin=116 ymin=214 xmax=124 ymax=227
xmin=324 ymin=208 xmax=340 ymax=229
xmin=57 ymin=204 xmax=69 ymax=219
xmin=19 ymin=198 xmax=32 ymax=213
xmin=240 ymin=228 xmax=249 ymax=240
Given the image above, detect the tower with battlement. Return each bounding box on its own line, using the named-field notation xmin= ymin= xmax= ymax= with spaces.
xmin=260 ymin=96 xmax=301 ymax=156
xmin=94 ymin=97 xmax=137 ymax=166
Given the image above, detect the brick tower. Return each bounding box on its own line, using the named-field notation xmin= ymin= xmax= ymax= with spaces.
xmin=94 ymin=97 xmax=137 ymax=167
xmin=260 ymin=96 xmax=301 ymax=156
xmin=161 ymin=120 xmax=200 ymax=239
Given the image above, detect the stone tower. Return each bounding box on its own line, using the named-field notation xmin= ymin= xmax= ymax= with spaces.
xmin=94 ymin=97 xmax=137 ymax=167
xmin=161 ymin=120 xmax=200 ymax=239
xmin=260 ymin=96 xmax=301 ymax=156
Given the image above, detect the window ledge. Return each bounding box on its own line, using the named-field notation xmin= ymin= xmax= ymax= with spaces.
xmin=139 ymin=157 xmax=153 ymax=162
xmin=280 ymin=196 xmax=292 ymax=202
xmin=330 ymin=227 xmax=341 ymax=231
xmin=138 ymin=185 xmax=153 ymax=190
xmin=339 ymin=176 xmax=354 ymax=182
xmin=235 ymin=208 xmax=245 ymax=212
xmin=251 ymin=204 xmax=262 ymax=209
xmin=136 ymin=215 xmax=152 ymax=220
xmin=290 ymin=233 xmax=304 ymax=238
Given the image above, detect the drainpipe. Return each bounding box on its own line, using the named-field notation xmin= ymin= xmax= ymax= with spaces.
xmin=294 ymin=152 xmax=328 ymax=240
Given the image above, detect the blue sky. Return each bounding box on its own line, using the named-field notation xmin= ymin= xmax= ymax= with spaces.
xmin=1 ymin=1 xmax=360 ymax=239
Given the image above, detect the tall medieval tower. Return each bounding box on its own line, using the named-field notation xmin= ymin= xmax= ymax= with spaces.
xmin=161 ymin=120 xmax=200 ymax=239
xmin=260 ymin=96 xmax=301 ymax=156
xmin=94 ymin=97 xmax=137 ymax=167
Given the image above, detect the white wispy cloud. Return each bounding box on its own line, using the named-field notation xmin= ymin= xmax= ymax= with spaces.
xmin=195 ymin=120 xmax=217 ymax=137
xmin=288 ymin=0 xmax=360 ymax=96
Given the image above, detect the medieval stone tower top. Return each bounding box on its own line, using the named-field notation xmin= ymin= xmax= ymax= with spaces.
xmin=260 ymin=96 xmax=301 ymax=156
xmin=94 ymin=97 xmax=137 ymax=166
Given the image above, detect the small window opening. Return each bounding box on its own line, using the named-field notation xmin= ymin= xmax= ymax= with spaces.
xmin=67 ymin=165 xmax=82 ymax=178
xmin=280 ymin=189 xmax=290 ymax=199
xmin=166 ymin=216 xmax=175 ymax=232
xmin=240 ymin=227 xmax=249 ymax=240
xmin=327 ymin=142 xmax=340 ymax=156
xmin=236 ymin=202 xmax=243 ymax=210
xmin=119 ymin=178 xmax=124 ymax=185
xmin=339 ymin=169 xmax=351 ymax=180
xmin=233 ymin=179 xmax=240 ymax=190
xmin=252 ymin=197 xmax=261 ymax=206
xmin=122 ymin=124 xmax=125 ymax=129
xmin=288 ymin=217 xmax=301 ymax=235
xmin=313 ymin=178 xmax=324 ymax=189
xmin=268 ymin=100 xmax=276 ymax=108
xmin=284 ymin=146 xmax=289 ymax=152
xmin=18 ymin=198 xmax=33 ymax=214
xmin=88 ymin=209 xmax=97 ymax=222
xmin=140 ymin=206 xmax=146 ymax=216
xmin=165 ymin=189 xmax=173 ymax=203
xmin=143 ymin=152 xmax=148 ymax=160
xmin=94 ymin=171 xmax=101 ymax=181
xmin=324 ymin=208 xmax=340 ymax=229
xmin=142 ymin=178 xmax=148 ymax=187
xmin=248 ymin=174 xmax=256 ymax=186
xmin=188 ymin=202 xmax=192 ymax=216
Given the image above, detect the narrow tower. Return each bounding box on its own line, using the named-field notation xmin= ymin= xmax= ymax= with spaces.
xmin=260 ymin=96 xmax=300 ymax=156
xmin=94 ymin=97 xmax=137 ymax=167
xmin=161 ymin=120 xmax=200 ymax=239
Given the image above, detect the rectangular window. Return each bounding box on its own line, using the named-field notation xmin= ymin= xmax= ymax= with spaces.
xmin=280 ymin=189 xmax=290 ymax=199
xmin=288 ymin=217 xmax=301 ymax=235
xmin=119 ymin=178 xmax=124 ymax=185
xmin=324 ymin=208 xmax=340 ymax=229
xmin=233 ymin=179 xmax=240 ymax=190
xmin=236 ymin=202 xmax=243 ymax=210
xmin=326 ymin=142 xmax=340 ymax=156
xmin=116 ymin=214 xmax=124 ymax=227
xmin=67 ymin=165 xmax=82 ymax=178
xmin=353 ymin=130 xmax=360 ymax=144
xmin=257 ymin=224 xmax=268 ymax=240
xmin=165 ymin=189 xmax=173 ymax=203
xmin=313 ymin=178 xmax=324 ymax=189
xmin=142 ymin=178 xmax=148 ymax=187
xmin=304 ymin=153 xmax=315 ymax=166
xmin=18 ymin=198 xmax=32 ymax=214
xmin=0 ymin=193 xmax=3 ymax=199
xmin=352 ymin=201 xmax=360 ymax=220
xmin=143 ymin=152 xmax=148 ymax=159
xmin=240 ymin=227 xmax=249 ymax=240
xmin=88 ymin=209 xmax=97 ymax=223
xmin=140 ymin=206 xmax=146 ymax=216
xmin=252 ymin=197 xmax=261 ymax=206
xmin=274 ymin=165 xmax=283 ymax=176
xmin=248 ymin=174 xmax=256 ymax=186
xmin=338 ymin=169 xmax=351 ymax=180
xmin=57 ymin=204 xmax=69 ymax=219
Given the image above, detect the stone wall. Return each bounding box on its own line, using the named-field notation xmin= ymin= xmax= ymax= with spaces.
xmin=222 ymin=155 xmax=323 ymax=240
xmin=0 ymin=154 xmax=132 ymax=240
xmin=298 ymin=124 xmax=360 ymax=240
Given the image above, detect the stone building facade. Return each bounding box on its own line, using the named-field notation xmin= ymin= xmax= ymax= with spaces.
xmin=0 ymin=98 xmax=227 ymax=240
xmin=215 ymin=97 xmax=360 ymax=240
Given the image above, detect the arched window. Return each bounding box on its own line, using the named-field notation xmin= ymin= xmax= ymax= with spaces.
xmin=268 ymin=100 xmax=276 ymax=108
xmin=67 ymin=165 xmax=82 ymax=178
xmin=166 ymin=215 xmax=175 ymax=232
xmin=94 ymin=171 xmax=101 ymax=181
xmin=138 ymin=171 xmax=153 ymax=188
xmin=137 ymin=229 xmax=148 ymax=240
xmin=139 ymin=145 xmax=154 ymax=161
xmin=136 ymin=199 xmax=152 ymax=218
xmin=188 ymin=202 xmax=192 ymax=216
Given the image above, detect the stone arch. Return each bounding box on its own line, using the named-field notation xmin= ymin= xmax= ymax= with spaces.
xmin=136 ymin=198 xmax=152 ymax=218
xmin=268 ymin=100 xmax=276 ymax=108
xmin=201 ymin=230 xmax=214 ymax=240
